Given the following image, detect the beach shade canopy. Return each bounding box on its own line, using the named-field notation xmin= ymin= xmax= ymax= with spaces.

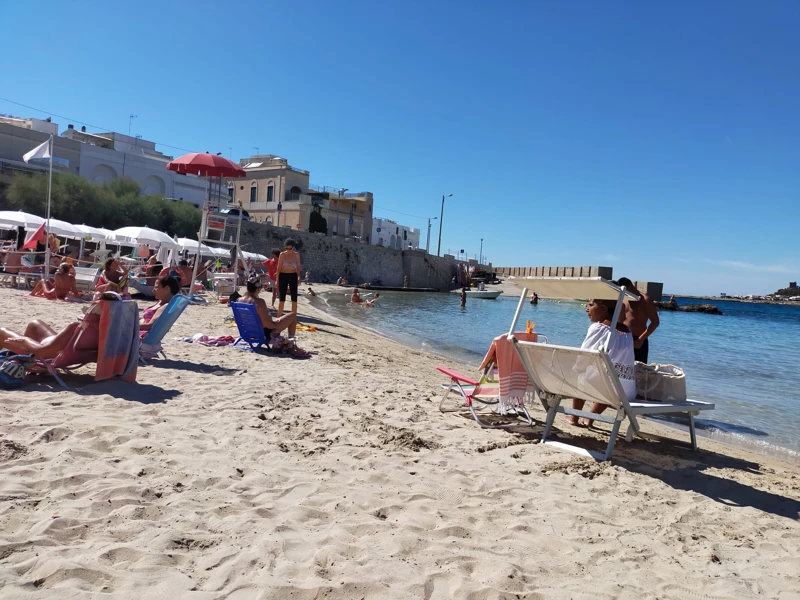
xmin=111 ymin=226 xmax=179 ymax=249
xmin=175 ymin=237 xmax=217 ymax=256
xmin=45 ymin=218 xmax=82 ymax=239
xmin=166 ymin=153 xmax=246 ymax=178
xmin=0 ymin=210 xmax=45 ymax=230
xmin=75 ymin=224 xmax=115 ymax=242
xmin=521 ymin=277 xmax=640 ymax=301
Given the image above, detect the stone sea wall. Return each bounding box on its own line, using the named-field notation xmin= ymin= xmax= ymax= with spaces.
xmin=235 ymin=222 xmax=484 ymax=290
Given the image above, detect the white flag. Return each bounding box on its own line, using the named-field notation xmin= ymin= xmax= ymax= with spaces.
xmin=23 ymin=139 xmax=51 ymax=164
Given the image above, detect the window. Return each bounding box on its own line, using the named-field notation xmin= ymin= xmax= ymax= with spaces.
xmin=250 ymin=185 xmax=257 ymax=203
xmin=228 ymin=187 xmax=234 ymax=201
xmin=267 ymin=185 xmax=274 ymax=203
xmin=396 ymin=227 xmax=399 ymax=234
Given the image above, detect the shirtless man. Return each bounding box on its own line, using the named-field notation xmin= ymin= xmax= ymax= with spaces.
xmin=30 ymin=263 xmax=83 ymax=300
xmin=617 ymin=277 xmax=659 ymax=363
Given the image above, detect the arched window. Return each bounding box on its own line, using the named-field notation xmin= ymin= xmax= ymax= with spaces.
xmin=250 ymin=182 xmax=257 ymax=204
xmin=266 ymin=180 xmax=274 ymax=203
xmin=266 ymin=217 xmax=273 ymax=225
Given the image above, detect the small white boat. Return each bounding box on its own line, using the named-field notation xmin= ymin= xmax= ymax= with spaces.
xmin=450 ymin=289 xmax=502 ymax=299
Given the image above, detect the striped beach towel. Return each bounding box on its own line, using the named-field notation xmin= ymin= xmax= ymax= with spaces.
xmin=96 ymin=300 xmax=139 ymax=382
xmin=479 ymin=332 xmax=538 ymax=413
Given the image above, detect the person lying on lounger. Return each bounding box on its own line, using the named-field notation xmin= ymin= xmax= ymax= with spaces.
xmin=240 ymin=274 xmax=308 ymax=357
xmin=139 ymin=276 xmax=180 ymax=337
xmin=568 ymin=297 xmax=636 ymax=427
xmin=30 ymin=263 xmax=85 ymax=300
xmin=364 ymin=292 xmax=380 ymax=307
xmin=0 ymin=319 xmax=81 ymax=360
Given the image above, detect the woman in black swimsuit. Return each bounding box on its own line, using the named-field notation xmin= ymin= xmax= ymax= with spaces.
xmin=275 ymin=238 xmax=301 ymax=317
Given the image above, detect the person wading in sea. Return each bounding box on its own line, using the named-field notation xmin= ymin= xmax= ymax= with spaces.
xmin=617 ymin=277 xmax=659 ymax=364
xmin=460 ymin=287 xmax=467 ymax=308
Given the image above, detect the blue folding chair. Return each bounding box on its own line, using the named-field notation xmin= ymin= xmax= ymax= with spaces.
xmin=140 ymin=294 xmax=192 ymax=364
xmin=230 ymin=302 xmax=268 ymax=351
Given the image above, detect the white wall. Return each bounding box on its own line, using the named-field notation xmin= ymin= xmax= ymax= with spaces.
xmin=372 ymin=218 xmax=421 ymax=250
xmin=78 ymin=143 xmax=209 ymax=206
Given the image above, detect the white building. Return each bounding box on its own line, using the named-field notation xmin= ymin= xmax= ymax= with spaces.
xmin=61 ymin=125 xmax=224 ymax=207
xmin=371 ymin=217 xmax=421 ymax=250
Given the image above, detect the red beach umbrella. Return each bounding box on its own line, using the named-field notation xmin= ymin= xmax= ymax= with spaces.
xmin=166 ymin=152 xmax=246 ymax=178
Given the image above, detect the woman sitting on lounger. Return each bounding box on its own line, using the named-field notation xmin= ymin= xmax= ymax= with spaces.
xmin=240 ymin=274 xmax=308 ymax=357
xmin=568 ymin=298 xmax=636 ymax=427
xmin=138 ymin=275 xmax=180 ymax=337
xmin=96 ymin=257 xmax=130 ymax=296
xmin=30 ymin=263 xmax=84 ymax=300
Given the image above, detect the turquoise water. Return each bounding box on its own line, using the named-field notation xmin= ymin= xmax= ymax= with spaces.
xmin=320 ymin=290 xmax=800 ymax=459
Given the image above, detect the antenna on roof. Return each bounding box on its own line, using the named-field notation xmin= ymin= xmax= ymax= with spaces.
xmin=128 ymin=114 xmax=138 ymax=136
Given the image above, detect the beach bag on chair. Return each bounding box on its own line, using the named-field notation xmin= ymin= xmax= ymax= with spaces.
xmin=0 ymin=351 xmax=35 ymax=389
xmin=635 ymin=362 xmax=687 ymax=402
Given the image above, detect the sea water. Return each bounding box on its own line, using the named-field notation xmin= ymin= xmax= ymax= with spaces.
xmin=320 ymin=290 xmax=800 ymax=460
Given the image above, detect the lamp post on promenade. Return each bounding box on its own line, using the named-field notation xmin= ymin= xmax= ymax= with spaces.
xmin=337 ymin=188 xmax=348 ymax=236
xmin=436 ymin=193 xmax=453 ymax=257
xmin=479 ymin=238 xmax=483 ymax=265
xmin=426 ymin=216 xmax=438 ymax=253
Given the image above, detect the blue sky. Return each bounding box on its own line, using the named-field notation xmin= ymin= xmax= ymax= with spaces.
xmin=2 ymin=0 xmax=798 ymax=295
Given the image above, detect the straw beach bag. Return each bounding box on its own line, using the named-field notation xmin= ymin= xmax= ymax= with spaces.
xmin=635 ymin=362 xmax=687 ymax=402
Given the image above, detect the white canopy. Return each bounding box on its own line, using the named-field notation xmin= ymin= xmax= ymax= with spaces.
xmin=111 ymin=226 xmax=178 ymax=249
xmin=46 ymin=218 xmax=82 ymax=239
xmin=521 ymin=277 xmax=639 ymax=301
xmin=75 ymin=224 xmax=115 ymax=242
xmin=0 ymin=210 xmax=44 ymax=230
xmin=176 ymin=237 xmax=217 ymax=256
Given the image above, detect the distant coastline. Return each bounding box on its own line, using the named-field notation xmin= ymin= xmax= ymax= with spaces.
xmin=669 ymin=295 xmax=800 ymax=306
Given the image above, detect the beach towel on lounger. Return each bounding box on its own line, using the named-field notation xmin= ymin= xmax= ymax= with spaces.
xmin=479 ymin=331 xmax=538 ymax=413
xmin=95 ymin=300 xmax=139 ymax=382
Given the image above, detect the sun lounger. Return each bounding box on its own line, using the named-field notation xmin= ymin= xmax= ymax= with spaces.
xmin=511 ymin=339 xmax=716 ymax=461
xmin=437 ymin=329 xmax=546 ymax=429
xmin=230 ymin=302 xmax=268 ymax=351
xmin=37 ymin=300 xmax=139 ymax=389
xmin=73 ymin=266 xmax=101 ymax=292
xmin=140 ymin=294 xmax=191 ymax=363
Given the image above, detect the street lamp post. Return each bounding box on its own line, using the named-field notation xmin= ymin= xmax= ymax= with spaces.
xmin=337 ymin=188 xmax=348 ymax=236
xmin=426 ymin=216 xmax=438 ymax=253
xmin=436 ymin=193 xmax=453 ymax=257
xmin=479 ymin=238 xmax=483 ymax=265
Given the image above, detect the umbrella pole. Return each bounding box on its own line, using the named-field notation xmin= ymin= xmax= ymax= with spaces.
xmin=43 ymin=134 xmax=54 ymax=279
xmin=190 ymin=207 xmax=205 ymax=294
xmin=234 ymin=201 xmax=246 ymax=281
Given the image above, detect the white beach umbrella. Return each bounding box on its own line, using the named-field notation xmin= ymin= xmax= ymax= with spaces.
xmin=46 ymin=218 xmax=82 ymax=239
xmin=0 ymin=210 xmax=44 ymax=230
xmin=75 ymin=224 xmax=114 ymax=242
xmin=111 ymin=226 xmax=179 ymax=249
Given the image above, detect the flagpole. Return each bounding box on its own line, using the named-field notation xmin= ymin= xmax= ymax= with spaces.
xmin=43 ymin=134 xmax=54 ymax=279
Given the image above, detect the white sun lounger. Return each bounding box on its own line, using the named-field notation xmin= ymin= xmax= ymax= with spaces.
xmin=502 ymin=282 xmax=715 ymax=461
xmin=512 ymin=339 xmax=715 ymax=461
xmin=73 ymin=266 xmax=101 ymax=292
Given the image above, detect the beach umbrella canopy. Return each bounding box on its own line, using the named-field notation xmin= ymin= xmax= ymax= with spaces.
xmin=111 ymin=226 xmax=179 ymax=249
xmin=0 ymin=210 xmax=44 ymax=230
xmin=176 ymin=237 xmax=215 ymax=256
xmin=75 ymin=224 xmax=114 ymax=242
xmin=46 ymin=218 xmax=82 ymax=239
xmin=166 ymin=153 xmax=246 ymax=178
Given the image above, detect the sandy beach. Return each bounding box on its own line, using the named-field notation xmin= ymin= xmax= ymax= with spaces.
xmin=1 ymin=285 xmax=799 ymax=599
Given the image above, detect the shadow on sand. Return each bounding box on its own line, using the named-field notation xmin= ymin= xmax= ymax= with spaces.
xmin=147 ymin=358 xmax=242 ymax=376
xmin=449 ymin=407 xmax=800 ymax=521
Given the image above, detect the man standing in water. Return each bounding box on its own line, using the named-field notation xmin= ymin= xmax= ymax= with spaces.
xmin=460 ymin=287 xmax=467 ymax=308
xmin=617 ymin=277 xmax=659 ymax=363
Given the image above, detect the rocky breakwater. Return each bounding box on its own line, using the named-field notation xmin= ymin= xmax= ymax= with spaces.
xmin=656 ymin=300 xmax=723 ymax=315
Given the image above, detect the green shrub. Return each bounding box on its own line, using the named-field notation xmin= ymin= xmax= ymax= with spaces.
xmin=2 ymin=171 xmax=201 ymax=236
